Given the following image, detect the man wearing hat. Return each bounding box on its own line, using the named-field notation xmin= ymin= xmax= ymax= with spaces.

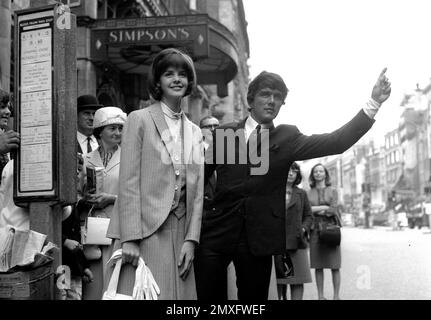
xmin=77 ymin=94 xmax=103 ymax=156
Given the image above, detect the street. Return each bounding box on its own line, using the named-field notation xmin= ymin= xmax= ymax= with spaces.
xmin=299 ymin=226 xmax=431 ymax=300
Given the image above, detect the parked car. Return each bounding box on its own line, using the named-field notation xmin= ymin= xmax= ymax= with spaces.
xmin=372 ymin=210 xmax=390 ymax=226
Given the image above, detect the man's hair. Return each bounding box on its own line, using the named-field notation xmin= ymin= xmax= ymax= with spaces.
xmin=199 ymin=115 xmax=219 ymax=128
xmin=246 ymin=71 xmax=289 ymax=108
xmin=309 ymin=163 xmax=332 ymax=188
xmin=147 ymin=48 xmax=197 ymax=101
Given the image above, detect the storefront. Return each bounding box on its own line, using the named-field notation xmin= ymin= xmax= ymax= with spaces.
xmin=78 ymin=12 xmax=242 ymax=122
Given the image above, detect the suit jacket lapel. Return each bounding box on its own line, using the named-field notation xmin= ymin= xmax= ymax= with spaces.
xmin=105 ymin=146 xmax=121 ymax=172
xmin=287 ymin=188 xmax=298 ymax=209
xmin=149 ymin=103 xmax=175 ymax=164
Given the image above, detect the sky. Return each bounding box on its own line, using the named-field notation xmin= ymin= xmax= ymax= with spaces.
xmin=243 ymin=0 xmax=431 ymax=146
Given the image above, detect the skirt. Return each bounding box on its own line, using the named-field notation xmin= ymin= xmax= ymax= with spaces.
xmin=105 ymin=212 xmax=197 ymax=300
xmin=277 ymin=249 xmax=312 ymax=285
xmin=309 ymin=229 xmax=341 ymax=269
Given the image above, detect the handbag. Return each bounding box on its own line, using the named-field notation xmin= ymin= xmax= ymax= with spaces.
xmin=102 ymin=249 xmax=160 ymax=300
xmin=274 ymin=253 xmax=294 ymax=279
xmin=102 ymin=251 xmax=133 ymax=300
xmin=318 ymin=221 xmax=341 ymax=246
xmin=82 ymin=205 xmax=112 ymax=246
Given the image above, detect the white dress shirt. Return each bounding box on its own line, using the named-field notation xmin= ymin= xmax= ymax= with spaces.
xmin=161 ymin=102 xmax=183 ymax=143
xmin=244 ymin=116 xmax=273 ymax=142
xmin=362 ymin=98 xmax=382 ymax=119
xmin=77 ymin=131 xmax=98 ymax=156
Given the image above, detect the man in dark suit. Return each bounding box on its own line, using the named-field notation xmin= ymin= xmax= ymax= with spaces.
xmin=194 ymin=69 xmax=391 ymax=300
xmin=76 ymin=94 xmax=102 ymax=155
xmin=200 ymin=116 xmax=220 ymax=216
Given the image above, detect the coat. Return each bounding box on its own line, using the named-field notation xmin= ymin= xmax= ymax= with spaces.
xmin=201 ymin=109 xmax=374 ymax=256
xmin=307 ymin=186 xmax=342 ymax=229
xmin=107 ymin=102 xmax=204 ymax=244
xmin=285 ymin=186 xmax=313 ymax=250
xmin=83 ymin=146 xmax=121 ymax=218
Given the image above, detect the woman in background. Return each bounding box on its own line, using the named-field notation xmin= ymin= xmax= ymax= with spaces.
xmin=81 ymin=106 xmax=126 ymax=300
xmin=308 ymin=163 xmax=342 ymax=300
xmin=275 ymin=162 xmax=313 ymax=300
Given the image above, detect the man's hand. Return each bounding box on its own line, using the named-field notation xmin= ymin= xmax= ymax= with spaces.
xmin=122 ymin=240 xmax=140 ymax=267
xmin=0 ymin=130 xmax=20 ymax=154
xmin=371 ymin=68 xmax=391 ymax=104
xmin=178 ymin=240 xmax=196 ymax=281
xmin=64 ymin=239 xmax=81 ymax=251
xmin=86 ymin=193 xmax=116 ymax=209
xmin=82 ymin=268 xmax=94 ymax=283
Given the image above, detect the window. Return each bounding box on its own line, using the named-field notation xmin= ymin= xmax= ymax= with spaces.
xmin=395 ymin=150 xmax=400 ymax=162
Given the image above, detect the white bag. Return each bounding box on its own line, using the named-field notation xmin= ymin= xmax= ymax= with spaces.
xmin=81 ymin=205 xmax=112 ymax=246
xmin=102 ymin=251 xmax=133 ymax=300
xmin=102 ymin=249 xmax=160 ymax=300
xmin=84 ymin=216 xmax=112 ymax=246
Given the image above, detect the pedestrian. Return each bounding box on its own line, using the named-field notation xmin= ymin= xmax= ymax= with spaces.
xmin=0 ymin=89 xmax=19 ymax=178
xmin=76 ymin=94 xmax=102 ymax=156
xmin=307 ymin=163 xmax=342 ymax=300
xmin=106 ymin=48 xmax=204 ymax=299
xmin=0 ymin=160 xmax=28 ymax=230
xmin=80 ymin=106 xmax=126 ymax=300
xmin=194 ymin=69 xmax=391 ymax=300
xmin=61 ymin=205 xmax=94 ymax=300
xmin=60 ymin=152 xmax=93 ymax=300
xmin=199 ymin=116 xmax=219 ymax=215
xmin=274 ymin=162 xmax=313 ymax=300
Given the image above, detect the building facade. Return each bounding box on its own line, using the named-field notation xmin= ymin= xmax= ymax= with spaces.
xmin=1 ymin=0 xmax=250 ymax=125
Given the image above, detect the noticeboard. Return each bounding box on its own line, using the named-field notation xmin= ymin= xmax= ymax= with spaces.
xmin=14 ymin=4 xmax=77 ymax=205
xmin=16 ymin=8 xmax=56 ymax=198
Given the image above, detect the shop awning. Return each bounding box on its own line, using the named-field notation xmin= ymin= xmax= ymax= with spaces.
xmin=90 ymin=14 xmax=239 ymax=97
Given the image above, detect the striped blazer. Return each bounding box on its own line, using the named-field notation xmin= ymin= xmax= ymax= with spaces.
xmin=107 ymin=103 xmax=204 ymax=244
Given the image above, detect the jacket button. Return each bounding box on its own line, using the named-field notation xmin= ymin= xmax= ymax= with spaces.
xmin=175 ymin=185 xmax=179 ymax=191
xmin=175 ymin=170 xmax=180 ymax=176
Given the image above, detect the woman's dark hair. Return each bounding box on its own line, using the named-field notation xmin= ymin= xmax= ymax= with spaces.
xmin=147 ymin=48 xmax=197 ymax=101
xmin=289 ymin=161 xmax=302 ymax=186
xmin=93 ymin=126 xmax=104 ymax=139
xmin=309 ymin=163 xmax=331 ymax=188
xmin=246 ymin=71 xmax=289 ymax=110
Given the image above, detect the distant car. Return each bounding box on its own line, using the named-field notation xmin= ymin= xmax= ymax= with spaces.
xmin=373 ymin=210 xmax=390 ymax=226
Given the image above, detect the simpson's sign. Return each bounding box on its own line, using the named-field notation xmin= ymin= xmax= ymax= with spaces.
xmin=108 ymin=27 xmax=192 ymax=43
xmin=91 ymin=15 xmax=209 ymax=60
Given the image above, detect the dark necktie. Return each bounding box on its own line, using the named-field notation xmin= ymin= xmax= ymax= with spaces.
xmin=86 ymin=136 xmax=92 ymax=154
xmin=247 ymin=124 xmax=261 ymax=164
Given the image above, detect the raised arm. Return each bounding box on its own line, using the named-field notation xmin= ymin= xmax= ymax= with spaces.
xmin=291 ymin=68 xmax=391 ymax=161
